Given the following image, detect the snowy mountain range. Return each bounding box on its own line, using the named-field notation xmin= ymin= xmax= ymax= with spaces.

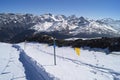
xmin=0 ymin=13 xmax=120 ymax=42
xmin=97 ymin=18 xmax=120 ymax=31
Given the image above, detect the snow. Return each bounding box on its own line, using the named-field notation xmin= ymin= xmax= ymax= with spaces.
xmin=0 ymin=13 xmax=119 ymax=37
xmin=0 ymin=42 xmax=120 ymax=80
xmin=72 ymin=21 xmax=118 ymax=35
xmin=18 ymin=42 xmax=120 ymax=80
xmin=0 ymin=43 xmax=26 ymax=80
xmin=99 ymin=18 xmax=120 ymax=31
xmin=32 ymin=22 xmax=53 ymax=31
xmin=65 ymin=37 xmax=102 ymax=40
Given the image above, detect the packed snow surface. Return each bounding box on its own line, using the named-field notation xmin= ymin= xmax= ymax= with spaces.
xmin=19 ymin=42 xmax=120 ymax=80
xmin=0 ymin=42 xmax=120 ymax=80
xmin=0 ymin=43 xmax=26 ymax=80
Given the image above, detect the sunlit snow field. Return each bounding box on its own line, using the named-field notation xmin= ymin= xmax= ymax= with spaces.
xmin=0 ymin=42 xmax=120 ymax=80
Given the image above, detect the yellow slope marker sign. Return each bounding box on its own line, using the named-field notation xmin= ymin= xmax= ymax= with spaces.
xmin=75 ymin=47 xmax=80 ymax=56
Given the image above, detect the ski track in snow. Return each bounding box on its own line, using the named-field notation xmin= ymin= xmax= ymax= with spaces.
xmin=33 ymin=45 xmax=120 ymax=80
xmin=10 ymin=43 xmax=120 ymax=80
xmin=12 ymin=44 xmax=58 ymax=80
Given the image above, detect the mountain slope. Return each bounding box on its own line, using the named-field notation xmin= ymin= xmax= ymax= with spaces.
xmin=0 ymin=13 xmax=120 ymax=42
xmin=98 ymin=18 xmax=120 ymax=31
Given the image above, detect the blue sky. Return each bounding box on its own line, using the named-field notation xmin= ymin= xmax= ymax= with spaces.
xmin=0 ymin=0 xmax=120 ymax=19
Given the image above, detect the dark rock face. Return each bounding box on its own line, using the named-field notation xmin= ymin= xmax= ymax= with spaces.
xmin=0 ymin=13 xmax=35 ymax=42
xmin=9 ymin=29 xmax=35 ymax=43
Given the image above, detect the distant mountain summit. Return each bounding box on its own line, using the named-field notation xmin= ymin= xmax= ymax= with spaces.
xmin=0 ymin=13 xmax=120 ymax=42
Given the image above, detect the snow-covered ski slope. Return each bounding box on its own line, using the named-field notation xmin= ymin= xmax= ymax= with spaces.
xmin=0 ymin=43 xmax=26 ymax=80
xmin=0 ymin=42 xmax=120 ymax=80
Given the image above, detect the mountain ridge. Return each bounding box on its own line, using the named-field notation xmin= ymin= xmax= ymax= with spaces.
xmin=0 ymin=13 xmax=120 ymax=42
